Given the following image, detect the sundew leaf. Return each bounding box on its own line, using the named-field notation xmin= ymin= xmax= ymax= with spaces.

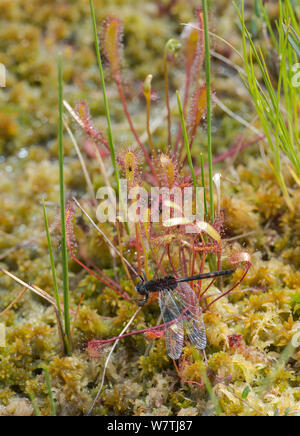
xmin=103 ymin=17 xmax=123 ymax=76
xmin=185 ymin=26 xmax=201 ymax=76
xmin=195 ymin=221 xmax=221 ymax=243
xmin=188 ymin=84 xmax=207 ymax=134
xmin=160 ymin=154 xmax=176 ymax=188
xmin=163 ymin=217 xmax=193 ymax=227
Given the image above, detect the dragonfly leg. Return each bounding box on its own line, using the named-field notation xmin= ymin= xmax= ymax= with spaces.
xmin=202 ymin=349 xmax=208 ymax=367
xmin=137 ymin=294 xmax=149 ymax=306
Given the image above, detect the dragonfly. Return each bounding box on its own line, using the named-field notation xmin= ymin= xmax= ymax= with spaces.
xmin=73 ymin=197 xmax=235 ymax=360
xmin=136 ymin=269 xmax=234 ymax=359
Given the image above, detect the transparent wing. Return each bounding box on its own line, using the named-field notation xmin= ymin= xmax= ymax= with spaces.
xmin=172 ymin=282 xmax=207 ymax=351
xmin=159 ymin=289 xmax=184 ymax=360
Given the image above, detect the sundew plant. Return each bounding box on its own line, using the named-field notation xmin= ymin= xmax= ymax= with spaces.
xmin=0 ymin=0 xmax=300 ymax=417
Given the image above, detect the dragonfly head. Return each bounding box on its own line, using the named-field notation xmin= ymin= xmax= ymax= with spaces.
xmin=136 ymin=280 xmax=148 ymax=296
xmin=136 ymin=280 xmax=149 ymax=306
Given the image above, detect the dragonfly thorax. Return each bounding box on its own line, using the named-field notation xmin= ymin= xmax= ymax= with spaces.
xmin=136 ymin=276 xmax=177 ymax=298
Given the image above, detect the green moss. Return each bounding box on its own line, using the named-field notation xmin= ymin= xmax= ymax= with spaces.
xmin=0 ymin=0 xmax=300 ymax=417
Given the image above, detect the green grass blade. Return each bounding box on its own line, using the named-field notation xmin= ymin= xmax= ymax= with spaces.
xmin=58 ymin=55 xmax=71 ymax=354
xmin=89 ymin=0 xmax=129 ymax=233
xmin=42 ymin=365 xmax=56 ymax=416
xmin=28 ymin=391 xmax=42 ymax=416
xmin=284 ymin=24 xmax=300 ymax=57
xmin=176 ymin=91 xmax=197 ymax=191
xmin=202 ymin=0 xmax=214 ymax=220
xmin=200 ymin=153 xmax=208 ymax=218
xmin=42 ymin=200 xmax=63 ymax=320
xmin=89 ymin=0 xmax=118 ymax=185
xmin=258 ymin=0 xmax=279 ymax=49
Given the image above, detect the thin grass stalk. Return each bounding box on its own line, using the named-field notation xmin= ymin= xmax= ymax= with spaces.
xmin=63 ymin=120 xmax=95 ymax=204
xmin=200 ymin=153 xmax=208 ymax=218
xmin=143 ymin=74 xmax=156 ymax=157
xmin=0 ymin=268 xmax=66 ymax=355
xmin=164 ymin=44 xmax=172 ymax=147
xmin=42 ymin=365 xmax=56 ymax=416
xmin=28 ymin=391 xmax=42 ymax=416
xmin=32 ymin=284 xmax=66 ymax=355
xmin=58 ymin=55 xmax=71 ymax=354
xmin=115 ymin=221 xmax=136 ymax=291
xmin=192 ymin=349 xmax=222 ymax=415
xmin=202 ymin=0 xmax=214 ymax=220
xmin=42 ymin=200 xmax=63 ymax=320
xmin=89 ymin=0 xmax=119 ymax=188
xmin=87 ymin=307 xmax=142 ymax=416
xmin=136 ymin=222 xmax=149 ymax=278
xmin=176 ymin=91 xmax=197 ymax=191
xmin=89 ymin=0 xmax=129 ymax=234
xmin=71 ymin=293 xmax=85 ymax=338
xmin=0 ymin=286 xmax=27 ymax=317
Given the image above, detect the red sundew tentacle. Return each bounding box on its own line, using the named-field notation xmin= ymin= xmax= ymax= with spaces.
xmin=149 ymin=244 xmax=168 ymax=276
xmin=168 ymin=245 xmax=178 ymax=276
xmin=88 ymin=322 xmax=167 ymax=349
xmin=65 ymin=206 xmax=130 ymax=300
xmin=192 ymin=245 xmax=220 ymax=253
xmin=82 ymin=255 xmax=121 ymax=291
xmin=71 ymin=292 xmax=85 ymax=338
xmin=180 ymin=246 xmax=188 ymax=277
xmin=196 ymin=250 xmax=206 ymax=298
xmin=87 ymin=309 xmax=192 ymax=350
xmin=181 ymin=84 xmax=207 ymax=160
xmin=198 ymin=245 xmax=222 ymax=300
xmin=194 ymin=135 xmax=266 ymax=173
xmin=205 ymin=264 xmax=251 ymax=311
xmin=68 ymin=241 xmax=130 ymax=300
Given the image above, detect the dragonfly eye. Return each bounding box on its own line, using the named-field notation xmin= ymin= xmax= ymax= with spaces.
xmin=136 ymin=281 xmax=147 ymax=296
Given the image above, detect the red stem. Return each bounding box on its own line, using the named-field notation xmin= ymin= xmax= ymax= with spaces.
xmin=173 ymin=359 xmax=204 ymax=389
xmin=205 ymin=265 xmax=251 ymax=310
xmin=168 ymin=245 xmax=178 ymax=276
xmin=194 ymin=134 xmax=265 ymax=176
xmin=82 ymin=255 xmax=121 ymax=291
xmin=67 ymin=243 xmax=131 ymax=301
xmin=90 ymin=307 xmax=191 ymax=348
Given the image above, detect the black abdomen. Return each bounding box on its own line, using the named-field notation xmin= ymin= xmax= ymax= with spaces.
xmin=145 ymin=276 xmax=177 ymax=293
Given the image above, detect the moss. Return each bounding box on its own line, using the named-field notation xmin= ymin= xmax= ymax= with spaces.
xmin=0 ymin=0 xmax=300 ymax=417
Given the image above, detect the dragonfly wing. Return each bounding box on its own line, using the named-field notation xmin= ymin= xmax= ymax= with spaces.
xmin=172 ymin=282 xmax=207 ymax=351
xmin=159 ymin=289 xmax=184 ymax=360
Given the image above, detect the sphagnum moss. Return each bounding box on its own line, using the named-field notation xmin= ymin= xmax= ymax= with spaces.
xmin=0 ymin=0 xmax=300 ymax=417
